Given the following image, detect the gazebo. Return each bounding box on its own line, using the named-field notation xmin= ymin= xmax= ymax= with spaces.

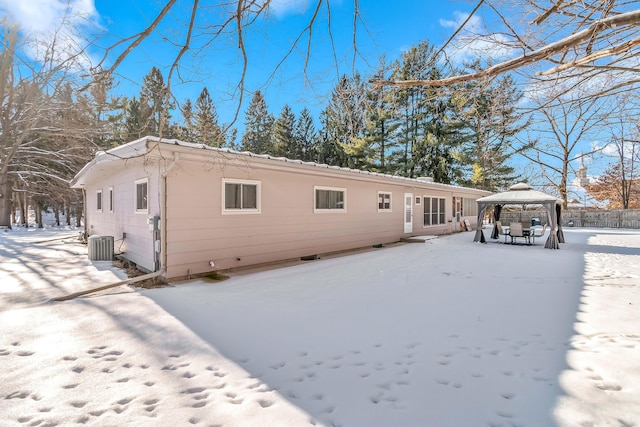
xmin=473 ymin=182 xmax=565 ymax=249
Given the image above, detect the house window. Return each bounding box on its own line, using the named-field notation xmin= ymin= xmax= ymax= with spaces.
xmin=315 ymin=186 xmax=346 ymax=212
xmin=135 ymin=178 xmax=148 ymax=214
xmin=378 ymin=192 xmax=392 ymax=211
xmin=415 ymin=196 xmax=421 ymax=205
xmin=423 ymin=197 xmax=446 ymax=226
xmin=108 ymin=187 xmax=114 ymax=212
xmin=463 ymin=198 xmax=478 ymax=216
xmin=223 ymin=179 xmax=260 ymax=213
xmin=96 ymin=190 xmax=102 ymax=212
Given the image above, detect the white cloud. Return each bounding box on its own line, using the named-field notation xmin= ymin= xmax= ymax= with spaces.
xmin=439 ymin=11 xmax=515 ymax=64
xmin=267 ymin=0 xmax=310 ymax=18
xmin=0 ymin=0 xmax=101 ymax=70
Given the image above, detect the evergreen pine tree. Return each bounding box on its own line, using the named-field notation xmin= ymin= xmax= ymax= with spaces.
xmin=124 ymin=96 xmax=144 ymax=140
xmin=323 ymin=73 xmax=367 ymax=169
xmin=457 ymin=67 xmax=526 ymax=191
xmin=354 ymin=57 xmax=400 ymax=173
xmin=294 ymin=108 xmax=317 ymax=161
xmin=241 ymin=90 xmax=274 ymax=154
xmin=139 ymin=66 xmax=172 ymax=135
xmin=272 ymin=104 xmax=296 ymax=157
xmin=194 ymin=87 xmax=224 ymax=147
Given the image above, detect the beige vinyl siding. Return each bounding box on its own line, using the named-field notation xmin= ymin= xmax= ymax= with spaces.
xmin=84 ymin=160 xmax=160 ymax=272
xmin=165 ymin=160 xmax=408 ymax=277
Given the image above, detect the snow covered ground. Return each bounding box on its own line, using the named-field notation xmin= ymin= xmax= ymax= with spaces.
xmin=0 ymin=226 xmax=638 ymax=426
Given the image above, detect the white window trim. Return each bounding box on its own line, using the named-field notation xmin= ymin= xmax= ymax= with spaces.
xmin=314 ymin=186 xmax=347 ymax=213
xmin=377 ymin=191 xmax=392 ymax=212
xmin=134 ymin=178 xmax=149 ymax=214
xmin=107 ymin=186 xmax=114 ymax=213
xmin=222 ymin=178 xmax=261 ymax=215
xmin=96 ymin=189 xmax=103 ymax=212
xmin=423 ymin=196 xmax=447 ymax=227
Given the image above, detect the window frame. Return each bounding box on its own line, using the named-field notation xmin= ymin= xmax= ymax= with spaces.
xmin=96 ymin=189 xmax=103 ymax=212
xmin=314 ymin=186 xmax=347 ymax=213
xmin=222 ymin=178 xmax=261 ymax=215
xmin=423 ymin=196 xmax=447 ymax=227
xmin=377 ymin=191 xmax=392 ymax=212
xmin=134 ymin=178 xmax=149 ymax=214
xmin=108 ymin=186 xmax=114 ymax=213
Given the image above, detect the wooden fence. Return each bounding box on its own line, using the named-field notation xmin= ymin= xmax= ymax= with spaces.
xmin=499 ymin=209 xmax=640 ymax=229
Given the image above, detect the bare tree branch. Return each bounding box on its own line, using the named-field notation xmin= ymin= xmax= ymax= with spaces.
xmin=373 ymin=8 xmax=640 ymax=89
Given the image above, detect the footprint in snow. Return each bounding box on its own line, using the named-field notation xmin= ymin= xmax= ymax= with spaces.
xmin=183 ymin=387 xmax=207 ymax=394
xmin=596 ymin=383 xmax=622 ymax=391
xmin=258 ymin=399 xmax=274 ymax=408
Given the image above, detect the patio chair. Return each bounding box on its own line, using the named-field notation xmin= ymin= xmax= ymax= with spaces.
xmin=508 ymin=222 xmax=530 ymax=245
xmin=530 ymin=224 xmax=547 ymax=243
xmin=496 ymin=221 xmax=509 ymax=243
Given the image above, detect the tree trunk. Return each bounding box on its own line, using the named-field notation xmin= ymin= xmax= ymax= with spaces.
xmin=16 ymin=193 xmax=24 ymax=226
xmin=36 ymin=203 xmax=43 ymax=228
xmin=66 ymin=202 xmax=71 ymax=226
xmin=0 ymin=175 xmax=12 ymax=229
xmin=75 ymin=205 xmax=82 ymax=227
xmin=54 ymin=205 xmax=60 ymax=226
xmin=22 ymin=194 xmax=28 ymax=226
xmin=11 ymin=192 xmax=16 ymax=224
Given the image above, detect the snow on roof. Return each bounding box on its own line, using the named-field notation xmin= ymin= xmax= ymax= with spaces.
xmin=73 ymin=136 xmax=489 ymax=194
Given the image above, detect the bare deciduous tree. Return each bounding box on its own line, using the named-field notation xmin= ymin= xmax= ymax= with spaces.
xmin=375 ymin=1 xmax=640 ymax=99
xmin=0 ymin=20 xmax=100 ymax=227
xmin=522 ymin=89 xmax=611 ymax=207
xmin=585 ymin=99 xmax=640 ymax=209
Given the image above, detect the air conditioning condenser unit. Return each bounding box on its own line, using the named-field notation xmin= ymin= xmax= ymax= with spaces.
xmin=88 ymin=235 xmax=114 ymax=261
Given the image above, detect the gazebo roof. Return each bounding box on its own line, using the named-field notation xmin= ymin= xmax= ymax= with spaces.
xmin=476 ymin=183 xmax=562 ymax=205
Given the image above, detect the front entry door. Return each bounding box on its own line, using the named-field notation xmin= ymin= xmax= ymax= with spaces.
xmin=404 ymin=193 xmax=413 ymax=233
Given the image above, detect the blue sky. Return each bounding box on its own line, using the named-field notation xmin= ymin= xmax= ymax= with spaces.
xmin=2 ymin=0 xmax=492 ymax=128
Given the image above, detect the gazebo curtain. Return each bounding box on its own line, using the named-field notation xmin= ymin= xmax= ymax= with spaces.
xmin=474 ymin=205 xmax=487 ymax=243
xmin=490 ymin=205 xmax=503 ymax=239
xmin=543 ymin=201 xmax=560 ymax=249
xmin=556 ymin=204 xmax=565 ymax=243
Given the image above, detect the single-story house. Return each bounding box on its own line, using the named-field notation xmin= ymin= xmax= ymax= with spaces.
xmin=70 ymin=136 xmax=489 ymax=280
